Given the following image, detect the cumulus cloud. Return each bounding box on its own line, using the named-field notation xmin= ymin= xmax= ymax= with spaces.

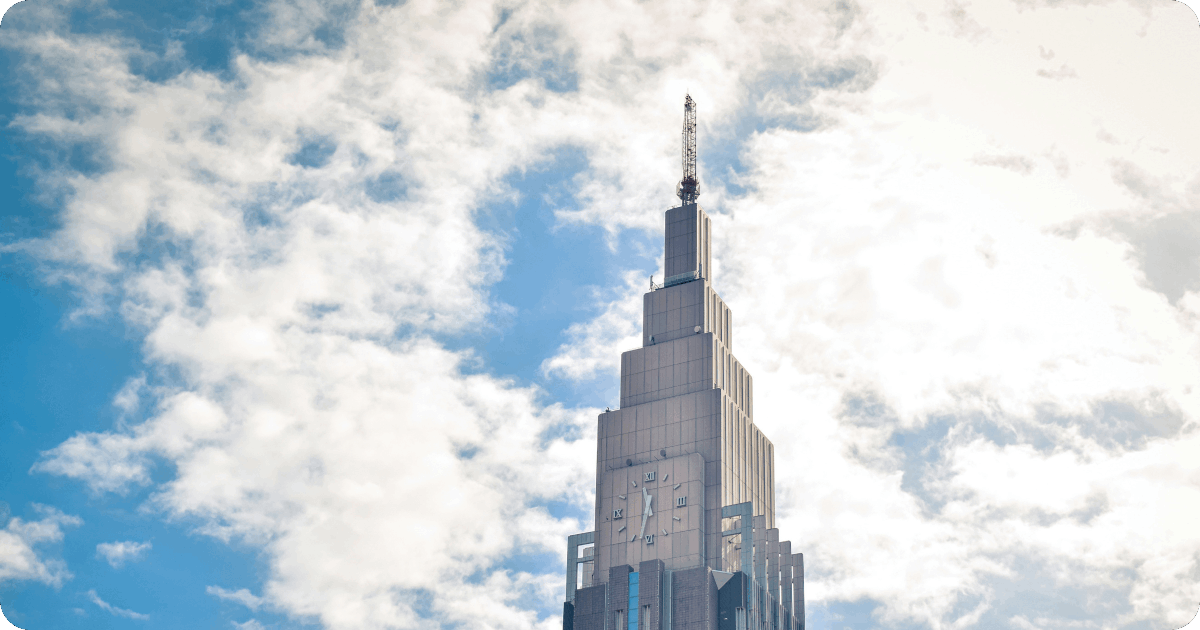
xmin=6 ymin=1 xmax=611 ymax=628
xmin=540 ymin=270 xmax=647 ymax=383
xmin=112 ymin=375 xmax=147 ymax=418
xmin=95 ymin=540 xmax=152 ymax=568
xmin=544 ymin=0 xmax=1200 ymax=628
xmin=207 ymin=586 xmax=266 ymax=611
xmin=32 ymin=431 xmax=151 ymax=494
xmin=7 ymin=0 xmax=1200 ymax=630
xmin=1037 ymin=63 xmax=1078 ymax=79
xmin=0 ymin=505 xmax=81 ymax=587
xmin=971 ymin=153 xmax=1036 ymax=174
xmin=87 ymin=589 xmax=149 ymax=620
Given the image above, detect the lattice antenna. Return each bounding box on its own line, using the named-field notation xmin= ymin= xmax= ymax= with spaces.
xmin=676 ymin=94 xmax=699 ymax=205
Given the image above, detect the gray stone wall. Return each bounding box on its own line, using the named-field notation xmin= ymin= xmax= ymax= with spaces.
xmin=621 ymin=334 xmax=715 ymax=409
xmin=639 ymin=560 xmax=665 ymax=630
xmin=609 ymin=565 xmax=632 ymax=630
xmin=672 ymin=567 xmax=716 ymax=630
xmin=641 ymin=283 xmax=731 ymax=350
xmin=664 ymin=204 xmax=712 ymax=284
xmin=573 ymin=585 xmax=607 ymax=630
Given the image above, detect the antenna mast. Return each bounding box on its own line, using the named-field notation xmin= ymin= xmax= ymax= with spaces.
xmin=677 ymin=94 xmax=699 ymax=205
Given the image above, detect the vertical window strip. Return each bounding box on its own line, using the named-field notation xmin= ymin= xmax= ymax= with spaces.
xmin=739 ymin=367 xmax=744 ymax=411
xmin=628 ymin=572 xmax=639 ymax=630
xmin=769 ymin=443 xmax=775 ymax=525
xmin=747 ymin=427 xmax=752 ymax=510
xmin=740 ymin=410 xmax=744 ymax=505
xmin=759 ymin=434 xmax=764 ymax=511
xmin=724 ymin=412 xmax=731 ymax=505
xmin=706 ymin=217 xmax=711 ymax=275
xmin=715 ymin=295 xmax=719 ymax=343
xmin=755 ymin=433 xmax=761 ymax=510
xmin=761 ymin=435 xmax=766 ymax=513
xmin=750 ymin=430 xmax=756 ymax=509
xmin=748 ymin=375 xmax=752 ymax=418
xmin=719 ymin=302 xmax=724 ymax=345
xmin=753 ymin=429 xmax=763 ymax=508
xmin=732 ymin=407 xmax=739 ymax=503
xmin=734 ymin=412 xmax=744 ymax=501
xmin=733 ymin=409 xmax=739 ymax=503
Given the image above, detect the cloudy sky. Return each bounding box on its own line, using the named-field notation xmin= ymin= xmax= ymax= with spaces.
xmin=2 ymin=0 xmax=1200 ymax=629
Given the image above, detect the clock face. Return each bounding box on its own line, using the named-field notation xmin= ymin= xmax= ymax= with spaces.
xmin=626 ymin=470 xmax=687 ymax=546
xmin=604 ymin=453 xmax=703 ymax=565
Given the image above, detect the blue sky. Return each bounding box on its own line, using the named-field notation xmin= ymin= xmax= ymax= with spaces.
xmin=1 ymin=1 xmax=1200 ymax=630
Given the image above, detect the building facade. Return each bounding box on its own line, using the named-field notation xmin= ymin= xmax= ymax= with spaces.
xmin=562 ymin=109 xmax=805 ymax=630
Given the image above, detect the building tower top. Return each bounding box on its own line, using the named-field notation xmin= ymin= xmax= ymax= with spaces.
xmin=562 ymin=94 xmax=805 ymax=630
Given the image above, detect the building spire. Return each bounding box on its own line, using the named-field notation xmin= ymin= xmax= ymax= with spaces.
xmin=677 ymin=94 xmax=699 ymax=205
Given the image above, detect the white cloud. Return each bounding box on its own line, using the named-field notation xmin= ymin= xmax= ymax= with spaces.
xmin=112 ymin=375 xmax=147 ymax=419
xmin=207 ymin=586 xmax=265 ymax=611
xmin=545 ymin=0 xmax=1200 ymax=628
xmin=87 ymin=589 xmax=149 ymax=620
xmin=541 ymin=270 xmax=648 ymax=383
xmin=96 ymin=540 xmax=152 ymax=568
xmin=31 ymin=431 xmax=151 ymax=494
xmin=11 ymin=2 xmax=607 ymax=628
xmin=232 ymin=620 xmax=266 ymax=630
xmin=0 ymin=505 xmax=81 ymax=587
xmin=9 ymin=0 xmax=1200 ymax=630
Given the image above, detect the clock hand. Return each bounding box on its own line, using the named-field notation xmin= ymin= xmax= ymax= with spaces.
xmin=639 ymin=487 xmax=651 ymax=539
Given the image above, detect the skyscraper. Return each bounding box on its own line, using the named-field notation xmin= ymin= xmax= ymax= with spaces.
xmin=562 ymin=96 xmax=805 ymax=630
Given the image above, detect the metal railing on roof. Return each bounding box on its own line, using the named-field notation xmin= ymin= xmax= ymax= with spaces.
xmin=650 ymin=264 xmax=704 ymax=291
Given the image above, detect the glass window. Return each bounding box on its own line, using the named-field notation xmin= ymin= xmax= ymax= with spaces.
xmin=628 ymin=572 xmax=639 ymax=630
